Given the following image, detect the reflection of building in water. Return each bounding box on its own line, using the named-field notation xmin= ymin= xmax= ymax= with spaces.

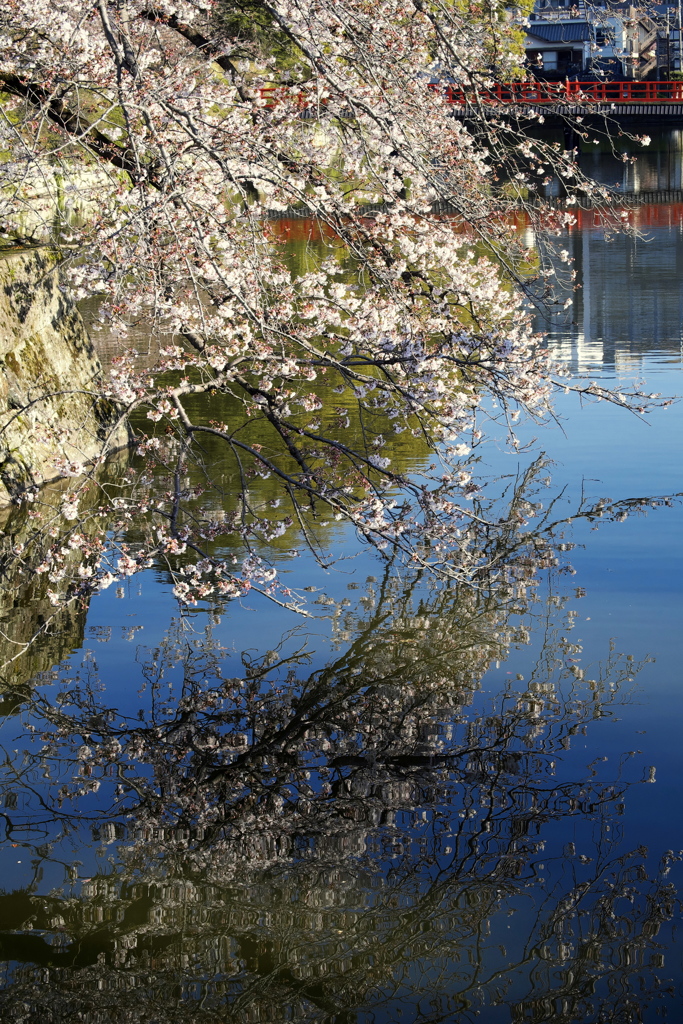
xmin=578 ymin=136 xmax=683 ymax=194
xmin=541 ymin=204 xmax=683 ymax=372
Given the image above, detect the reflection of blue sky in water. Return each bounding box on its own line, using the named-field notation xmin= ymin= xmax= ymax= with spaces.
xmin=0 ymin=161 xmax=683 ymax=1020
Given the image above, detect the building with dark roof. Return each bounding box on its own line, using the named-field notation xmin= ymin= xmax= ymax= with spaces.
xmin=524 ymin=2 xmax=662 ymax=79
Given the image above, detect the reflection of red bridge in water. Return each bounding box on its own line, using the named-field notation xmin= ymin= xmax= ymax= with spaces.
xmin=443 ymin=80 xmax=683 ymax=106
xmin=268 ymin=204 xmax=683 ymax=246
xmin=564 ymin=203 xmax=683 ymax=229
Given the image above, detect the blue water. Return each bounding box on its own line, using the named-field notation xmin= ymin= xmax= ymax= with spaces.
xmin=1 ymin=209 xmax=683 ymax=1023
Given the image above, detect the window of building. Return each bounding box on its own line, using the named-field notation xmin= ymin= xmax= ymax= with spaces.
xmin=595 ymin=30 xmax=614 ymax=47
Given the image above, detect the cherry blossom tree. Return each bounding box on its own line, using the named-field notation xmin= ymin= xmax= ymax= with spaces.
xmin=0 ymin=0 xmax=665 ymax=615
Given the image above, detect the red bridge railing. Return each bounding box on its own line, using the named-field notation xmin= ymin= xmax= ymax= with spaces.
xmin=259 ymin=80 xmax=683 ymax=108
xmin=442 ymin=80 xmax=683 ymax=104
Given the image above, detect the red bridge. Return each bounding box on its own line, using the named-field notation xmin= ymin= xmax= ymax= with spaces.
xmin=259 ymin=79 xmax=683 ymax=112
xmin=443 ymin=80 xmax=683 ymax=104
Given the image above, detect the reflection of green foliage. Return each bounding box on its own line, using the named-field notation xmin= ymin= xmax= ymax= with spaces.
xmin=0 ymin=453 xmax=130 ymax=694
xmin=127 ymin=224 xmax=442 ymax=557
xmin=129 ymin=371 xmax=434 ymax=559
xmin=0 ymin=841 xmax=675 ymax=1024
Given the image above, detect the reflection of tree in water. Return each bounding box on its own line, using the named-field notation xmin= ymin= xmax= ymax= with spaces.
xmin=0 ymin=545 xmax=679 ymax=1023
xmin=0 ymin=452 xmax=131 ymax=695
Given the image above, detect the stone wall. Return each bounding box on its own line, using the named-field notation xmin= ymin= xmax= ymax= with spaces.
xmin=0 ymin=249 xmax=129 ymax=505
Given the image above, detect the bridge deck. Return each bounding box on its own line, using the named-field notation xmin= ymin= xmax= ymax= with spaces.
xmin=450 ymin=102 xmax=683 ymax=118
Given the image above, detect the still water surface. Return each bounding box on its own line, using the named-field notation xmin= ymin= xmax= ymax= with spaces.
xmin=1 ymin=157 xmax=683 ymax=1022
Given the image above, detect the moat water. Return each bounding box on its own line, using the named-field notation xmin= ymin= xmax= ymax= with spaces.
xmin=1 ymin=144 xmax=683 ymax=1023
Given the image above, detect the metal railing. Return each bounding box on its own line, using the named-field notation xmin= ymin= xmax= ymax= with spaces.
xmin=442 ymin=80 xmax=683 ymax=103
xmin=257 ymin=80 xmax=683 ymax=110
